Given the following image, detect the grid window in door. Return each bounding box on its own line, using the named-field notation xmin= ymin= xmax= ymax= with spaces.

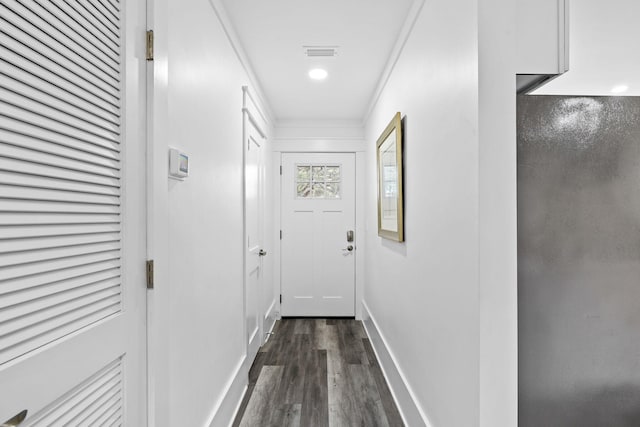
xmin=296 ymin=165 xmax=341 ymax=199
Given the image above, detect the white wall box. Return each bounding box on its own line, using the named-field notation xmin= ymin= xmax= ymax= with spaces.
xmin=169 ymin=148 xmax=189 ymax=179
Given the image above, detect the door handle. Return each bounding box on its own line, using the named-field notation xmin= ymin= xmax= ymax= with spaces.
xmin=2 ymin=410 xmax=27 ymax=427
xmin=259 ymin=249 xmax=267 ymax=256
xmin=346 ymin=230 xmax=354 ymax=242
xmin=342 ymin=245 xmax=354 ymax=252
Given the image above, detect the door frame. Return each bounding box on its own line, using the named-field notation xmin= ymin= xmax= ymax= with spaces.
xmin=242 ymin=86 xmax=268 ymax=364
xmin=272 ymin=141 xmax=366 ymax=320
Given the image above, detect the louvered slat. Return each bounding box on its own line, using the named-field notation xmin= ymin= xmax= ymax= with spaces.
xmin=35 ymin=0 xmax=120 ymax=62
xmin=22 ymin=359 xmax=123 ymax=427
xmin=0 ymin=45 xmax=120 ymax=117
xmin=50 ymin=367 xmax=121 ymax=425
xmin=0 ymin=144 xmax=119 ymax=177
xmin=105 ymin=0 xmax=120 ymax=14
xmin=1 ymin=185 xmax=119 ymax=206
xmin=0 ymin=74 xmax=120 ymax=133
xmin=0 ymin=172 xmax=120 ymax=196
xmin=1 ymin=2 xmax=120 ymax=88
xmin=0 ymin=212 xmax=120 ymax=226
xmin=0 ymin=262 xmax=120 ymax=296
xmin=0 ymin=159 xmax=120 ymax=188
xmin=87 ymin=0 xmax=120 ymax=31
xmin=52 ymin=0 xmax=120 ymax=48
xmin=0 ymin=87 xmax=120 ymax=141
xmin=0 ymin=285 xmax=121 ymax=329
xmin=1 ymin=100 xmax=120 ymax=149
xmin=0 ymin=0 xmax=122 ymax=365
xmin=0 ymin=118 xmax=119 ymax=156
xmin=0 ymin=240 xmax=120 ymax=266
xmin=14 ymin=0 xmax=120 ymax=72
xmin=0 ymin=250 xmax=120 ymax=281
xmin=0 ymin=19 xmax=120 ymax=104
xmin=0 ymin=273 xmax=121 ymax=308
xmin=94 ymin=0 xmax=120 ymax=22
xmin=0 ymin=232 xmax=120 ymax=253
xmin=0 ymin=199 xmax=121 ymax=214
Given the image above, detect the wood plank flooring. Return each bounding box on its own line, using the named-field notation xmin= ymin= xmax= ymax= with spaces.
xmin=233 ymin=318 xmax=404 ymax=427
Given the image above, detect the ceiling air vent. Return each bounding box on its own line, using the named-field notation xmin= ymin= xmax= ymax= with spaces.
xmin=303 ymin=46 xmax=339 ymax=57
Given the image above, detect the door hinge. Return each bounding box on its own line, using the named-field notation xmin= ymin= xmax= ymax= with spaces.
xmin=146 ymin=30 xmax=154 ymax=61
xmin=279 ymin=165 xmax=282 ymax=175
xmin=280 ymin=294 xmax=282 ymax=304
xmin=280 ymin=230 xmax=282 ymax=240
xmin=146 ymin=260 xmax=154 ymax=289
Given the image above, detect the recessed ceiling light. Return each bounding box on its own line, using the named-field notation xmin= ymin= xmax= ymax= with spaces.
xmin=309 ymin=68 xmax=328 ymax=81
xmin=611 ymin=84 xmax=629 ymax=94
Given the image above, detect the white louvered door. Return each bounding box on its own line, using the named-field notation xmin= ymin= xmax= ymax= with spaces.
xmin=0 ymin=0 xmax=147 ymax=425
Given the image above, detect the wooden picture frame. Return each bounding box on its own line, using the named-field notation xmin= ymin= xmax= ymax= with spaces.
xmin=376 ymin=112 xmax=404 ymax=242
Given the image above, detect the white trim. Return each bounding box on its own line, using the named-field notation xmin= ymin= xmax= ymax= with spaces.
xmin=275 ymin=119 xmax=363 ymax=129
xmin=273 ymin=140 xmax=366 ymax=153
xmin=243 ymin=107 xmax=267 ymax=139
xmin=206 ymin=0 xmax=275 ymax=123
xmin=354 ymin=152 xmax=366 ymax=320
xmin=361 ymin=301 xmax=432 ymax=427
xmin=263 ymin=298 xmax=278 ymax=340
xmin=361 ymin=0 xmax=426 ymax=125
xmin=275 ymin=136 xmax=365 ymax=142
xmin=204 ymin=355 xmax=247 ymax=427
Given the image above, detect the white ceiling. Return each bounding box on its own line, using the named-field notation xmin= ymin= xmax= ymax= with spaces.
xmin=220 ymin=0 xmax=415 ymax=122
xmin=534 ymin=0 xmax=640 ymax=96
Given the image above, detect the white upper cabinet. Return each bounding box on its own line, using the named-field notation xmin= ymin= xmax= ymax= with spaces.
xmin=517 ymin=0 xmax=570 ymax=75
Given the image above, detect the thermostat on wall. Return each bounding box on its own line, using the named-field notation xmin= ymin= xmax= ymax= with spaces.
xmin=169 ymin=148 xmax=189 ymax=179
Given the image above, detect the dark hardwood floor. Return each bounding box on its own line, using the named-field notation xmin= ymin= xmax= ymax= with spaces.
xmin=232 ymin=318 xmax=404 ymax=427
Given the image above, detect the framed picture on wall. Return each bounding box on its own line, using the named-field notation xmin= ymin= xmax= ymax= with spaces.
xmin=376 ymin=112 xmax=404 ymax=242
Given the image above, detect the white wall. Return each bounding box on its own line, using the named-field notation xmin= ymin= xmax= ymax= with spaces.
xmin=149 ymin=0 xmax=274 ymax=425
xmin=478 ymin=0 xmax=517 ymax=425
xmin=363 ymin=0 xmax=516 ymax=426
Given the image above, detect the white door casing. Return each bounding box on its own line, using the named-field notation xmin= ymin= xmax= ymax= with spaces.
xmin=243 ymin=88 xmax=266 ymax=365
xmin=280 ymin=153 xmax=356 ymax=317
xmin=0 ymin=0 xmax=147 ymax=425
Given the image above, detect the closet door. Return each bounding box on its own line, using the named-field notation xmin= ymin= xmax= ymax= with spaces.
xmin=0 ymin=0 xmax=147 ymax=425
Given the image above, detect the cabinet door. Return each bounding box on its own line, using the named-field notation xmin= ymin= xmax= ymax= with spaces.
xmin=517 ymin=0 xmax=570 ymax=75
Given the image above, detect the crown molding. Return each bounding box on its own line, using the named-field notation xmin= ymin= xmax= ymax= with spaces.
xmin=361 ymin=0 xmax=426 ymax=125
xmin=207 ymin=0 xmax=276 ymax=124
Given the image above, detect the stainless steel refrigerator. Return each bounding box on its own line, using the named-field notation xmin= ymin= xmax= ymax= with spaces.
xmin=518 ymin=95 xmax=640 ymax=426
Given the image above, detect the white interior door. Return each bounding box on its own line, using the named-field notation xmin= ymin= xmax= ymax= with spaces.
xmin=0 ymin=0 xmax=147 ymax=425
xmin=281 ymin=153 xmax=356 ymax=317
xmin=245 ymin=115 xmax=264 ymax=363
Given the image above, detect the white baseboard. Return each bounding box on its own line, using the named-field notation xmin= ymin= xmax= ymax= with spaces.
xmin=361 ymin=301 xmax=431 ymax=427
xmin=264 ymin=298 xmax=277 ymax=341
xmin=207 ymin=301 xmax=279 ymax=427
xmin=205 ymin=355 xmax=247 ymax=427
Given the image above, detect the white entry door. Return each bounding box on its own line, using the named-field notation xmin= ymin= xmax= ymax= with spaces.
xmin=244 ymin=110 xmax=265 ymax=363
xmin=281 ymin=153 xmax=356 ymax=317
xmin=0 ymin=1 xmax=147 ymax=425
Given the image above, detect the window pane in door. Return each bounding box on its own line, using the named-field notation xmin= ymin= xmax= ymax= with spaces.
xmin=297 ymin=166 xmax=311 ymax=181
xmin=326 ymin=166 xmax=340 ymax=181
xmin=312 ymin=166 xmax=326 ymax=181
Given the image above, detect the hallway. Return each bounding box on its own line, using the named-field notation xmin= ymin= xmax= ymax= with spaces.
xmin=233 ymin=319 xmax=403 ymax=427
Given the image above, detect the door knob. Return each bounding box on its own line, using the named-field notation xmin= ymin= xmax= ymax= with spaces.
xmin=342 ymin=245 xmax=354 ymax=252
xmin=259 ymin=249 xmax=267 ymax=256
xmin=2 ymin=410 xmax=27 ymax=427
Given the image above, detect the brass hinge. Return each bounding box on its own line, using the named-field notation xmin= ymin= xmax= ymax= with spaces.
xmin=146 ymin=260 xmax=154 ymax=289
xmin=146 ymin=30 xmax=154 ymax=61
